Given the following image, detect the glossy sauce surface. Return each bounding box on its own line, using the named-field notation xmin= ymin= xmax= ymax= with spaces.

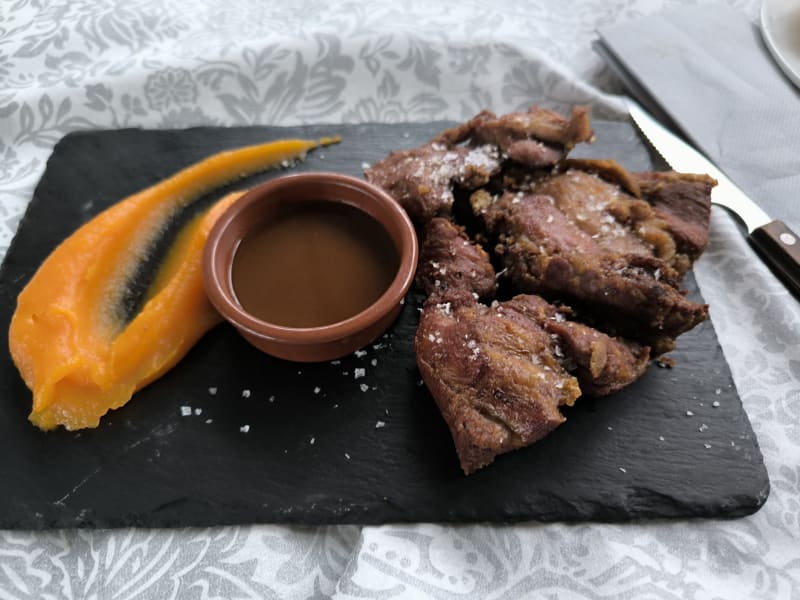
xmin=231 ymin=201 xmax=399 ymax=328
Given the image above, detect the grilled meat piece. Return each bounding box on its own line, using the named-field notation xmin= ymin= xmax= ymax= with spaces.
xmin=634 ymin=171 xmax=715 ymax=275
xmin=474 ymin=185 xmax=708 ymax=353
xmin=417 ymin=217 xmax=497 ymax=301
xmin=416 ymin=288 xmax=650 ymax=473
xmin=501 ymin=295 xmax=650 ymax=396
xmin=415 ymin=290 xmax=581 ymax=474
xmin=365 ymin=105 xmax=593 ymax=224
xmin=364 ymin=143 xmax=501 ymax=223
xmin=433 ymin=105 xmax=594 ymax=168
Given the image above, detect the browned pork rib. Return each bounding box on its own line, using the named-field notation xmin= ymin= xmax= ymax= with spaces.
xmin=415 ymin=290 xmax=581 ymax=474
xmin=417 ymin=217 xmax=497 ymax=301
xmin=433 ymin=105 xmax=594 ymax=168
xmin=364 ymin=143 xmax=501 ymax=223
xmin=474 ymin=188 xmax=708 ymax=354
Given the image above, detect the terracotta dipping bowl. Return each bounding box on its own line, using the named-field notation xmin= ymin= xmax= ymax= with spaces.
xmin=203 ymin=172 xmax=418 ymax=362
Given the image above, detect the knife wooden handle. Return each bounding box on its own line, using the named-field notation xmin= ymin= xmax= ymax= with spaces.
xmin=748 ymin=220 xmax=800 ymax=299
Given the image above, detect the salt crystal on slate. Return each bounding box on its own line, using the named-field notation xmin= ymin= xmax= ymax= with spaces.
xmin=194 ymin=408 xmax=202 ymax=416
xmin=355 ymin=350 xmax=367 ymax=358
xmin=208 ymin=387 xmax=217 ymax=395
xmin=360 ymin=384 xmax=369 ymax=392
xmin=240 ymin=425 xmax=250 ymax=433
xmin=375 ymin=421 xmax=386 ymax=429
xmin=241 ymin=389 xmax=251 ymax=398
xmin=313 ymin=386 xmax=321 ymax=394
xmin=712 ymin=401 xmax=720 ymax=408
xmin=686 ymin=410 xmax=694 ymax=416
xmin=180 ymin=406 xmax=192 ymax=417
xmin=354 ymin=368 xmax=366 ymax=379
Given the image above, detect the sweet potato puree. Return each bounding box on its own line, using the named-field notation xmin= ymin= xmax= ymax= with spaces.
xmin=9 ymin=136 xmax=338 ymax=431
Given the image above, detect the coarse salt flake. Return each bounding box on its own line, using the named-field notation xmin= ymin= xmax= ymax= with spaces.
xmin=344 ymin=452 xmax=351 ymax=460
xmin=686 ymin=410 xmax=694 ymax=416
xmin=208 ymin=387 xmax=218 ymax=395
xmin=375 ymin=420 xmax=386 ymax=429
xmin=712 ymin=401 xmax=720 ymax=408
xmin=240 ymin=424 xmax=250 ymax=433
xmin=354 ymin=368 xmax=366 ymax=379
xmin=355 ymin=349 xmax=368 ymax=358
xmin=313 ymin=386 xmax=321 ymax=394
xmin=180 ymin=406 xmax=192 ymax=417
xmin=194 ymin=408 xmax=202 ymax=416
xmin=360 ymin=383 xmax=370 ymax=392
xmin=241 ymin=389 xmax=251 ymax=398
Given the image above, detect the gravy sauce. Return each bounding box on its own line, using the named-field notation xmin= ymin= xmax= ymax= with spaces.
xmin=231 ymin=201 xmax=399 ymax=328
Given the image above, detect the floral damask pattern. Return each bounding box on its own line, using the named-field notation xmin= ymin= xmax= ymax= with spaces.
xmin=3 ymin=0 xmax=798 ymax=599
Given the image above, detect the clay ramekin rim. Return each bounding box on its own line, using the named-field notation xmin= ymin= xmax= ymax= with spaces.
xmin=203 ymin=171 xmax=418 ymax=347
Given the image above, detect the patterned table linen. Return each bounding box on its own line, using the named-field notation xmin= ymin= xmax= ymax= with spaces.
xmin=4 ymin=1 xmax=800 ymax=599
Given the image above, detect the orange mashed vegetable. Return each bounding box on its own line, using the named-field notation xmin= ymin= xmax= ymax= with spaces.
xmin=9 ymin=136 xmax=338 ymax=431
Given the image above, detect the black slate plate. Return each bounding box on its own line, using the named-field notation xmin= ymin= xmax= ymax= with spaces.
xmin=0 ymin=121 xmax=769 ymax=529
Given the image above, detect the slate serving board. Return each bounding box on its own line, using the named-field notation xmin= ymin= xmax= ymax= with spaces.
xmin=0 ymin=121 xmax=769 ymax=529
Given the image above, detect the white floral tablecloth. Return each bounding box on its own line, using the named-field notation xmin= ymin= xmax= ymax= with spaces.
xmin=3 ymin=1 xmax=800 ymax=598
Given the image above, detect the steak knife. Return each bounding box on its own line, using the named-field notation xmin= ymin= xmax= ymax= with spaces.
xmin=627 ymin=99 xmax=800 ymax=298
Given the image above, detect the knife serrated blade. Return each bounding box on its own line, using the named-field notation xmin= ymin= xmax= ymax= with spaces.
xmin=626 ymin=98 xmax=800 ymax=298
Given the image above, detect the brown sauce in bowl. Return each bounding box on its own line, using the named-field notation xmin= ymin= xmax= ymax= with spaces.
xmin=231 ymin=201 xmax=400 ymax=328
